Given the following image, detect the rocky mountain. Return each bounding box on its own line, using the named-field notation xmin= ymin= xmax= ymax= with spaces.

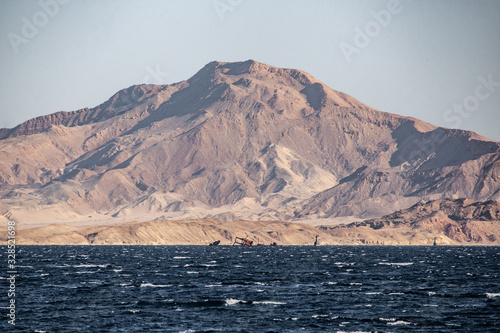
xmin=3 ymin=199 xmax=498 ymax=245
xmin=0 ymin=60 xmax=499 ymax=227
xmin=2 ymin=219 xmax=330 ymax=246
xmin=320 ymin=198 xmax=500 ymax=245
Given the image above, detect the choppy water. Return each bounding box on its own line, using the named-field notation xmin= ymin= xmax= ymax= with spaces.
xmin=1 ymin=246 xmax=499 ymax=332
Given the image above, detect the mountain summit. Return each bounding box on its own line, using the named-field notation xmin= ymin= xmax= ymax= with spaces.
xmin=1 ymin=60 xmax=499 ymax=226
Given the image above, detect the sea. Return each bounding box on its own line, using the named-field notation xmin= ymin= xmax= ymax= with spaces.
xmin=1 ymin=245 xmax=499 ymax=332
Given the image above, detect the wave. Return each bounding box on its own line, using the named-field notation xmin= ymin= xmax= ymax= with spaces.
xmin=387 ymin=320 xmax=412 ymax=326
xmin=140 ymin=283 xmax=172 ymax=288
xmin=73 ymin=264 xmax=107 ymax=268
xmin=254 ymin=301 xmax=286 ymax=305
xmin=225 ymin=298 xmax=246 ymax=306
xmin=224 ymin=298 xmax=285 ymax=306
xmin=379 ymin=317 xmax=396 ymax=322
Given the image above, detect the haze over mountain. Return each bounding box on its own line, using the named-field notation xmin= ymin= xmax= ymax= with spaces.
xmin=1 ymin=60 xmax=499 ymax=228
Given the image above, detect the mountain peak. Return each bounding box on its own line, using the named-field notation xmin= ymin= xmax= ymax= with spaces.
xmin=193 ymin=60 xmax=314 ymax=84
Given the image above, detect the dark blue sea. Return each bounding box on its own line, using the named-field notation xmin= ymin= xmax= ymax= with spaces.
xmin=1 ymin=246 xmax=499 ymax=332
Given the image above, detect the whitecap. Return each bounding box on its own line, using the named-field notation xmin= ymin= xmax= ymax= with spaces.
xmin=254 ymin=301 xmax=286 ymax=305
xmin=311 ymin=314 xmax=329 ymax=318
xmin=387 ymin=320 xmax=412 ymax=326
xmin=73 ymin=264 xmax=107 ymax=268
xmin=334 ymin=262 xmax=350 ymax=266
xmin=140 ymin=283 xmax=172 ymax=288
xmin=486 ymin=293 xmax=500 ymax=298
xmin=365 ymin=292 xmax=382 ymax=295
xmin=173 ymin=256 xmax=191 ymax=259
xmin=225 ymin=298 xmax=244 ymax=306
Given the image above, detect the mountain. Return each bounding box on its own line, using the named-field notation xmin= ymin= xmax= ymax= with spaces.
xmin=320 ymin=198 xmax=500 ymax=245
xmin=1 ymin=60 xmax=499 ymax=228
xmin=3 ymin=199 xmax=498 ymax=245
xmin=1 ymin=219 xmax=333 ymax=246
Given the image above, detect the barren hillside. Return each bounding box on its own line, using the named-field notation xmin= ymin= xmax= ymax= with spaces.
xmin=1 ymin=60 xmax=499 ymax=228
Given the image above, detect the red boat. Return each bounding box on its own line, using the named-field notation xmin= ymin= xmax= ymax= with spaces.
xmin=232 ymin=236 xmax=253 ymax=246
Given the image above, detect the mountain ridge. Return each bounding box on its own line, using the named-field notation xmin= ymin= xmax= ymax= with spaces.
xmin=1 ymin=60 xmax=499 ymax=228
xmin=320 ymin=198 xmax=500 ymax=245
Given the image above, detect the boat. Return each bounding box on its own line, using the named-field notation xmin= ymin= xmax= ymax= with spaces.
xmin=232 ymin=235 xmax=253 ymax=246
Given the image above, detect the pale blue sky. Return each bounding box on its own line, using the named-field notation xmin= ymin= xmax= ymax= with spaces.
xmin=1 ymin=0 xmax=499 ymax=140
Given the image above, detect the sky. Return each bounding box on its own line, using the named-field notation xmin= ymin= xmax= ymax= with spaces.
xmin=0 ymin=0 xmax=499 ymax=141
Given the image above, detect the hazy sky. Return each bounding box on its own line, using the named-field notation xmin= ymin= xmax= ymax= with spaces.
xmin=1 ymin=0 xmax=499 ymax=140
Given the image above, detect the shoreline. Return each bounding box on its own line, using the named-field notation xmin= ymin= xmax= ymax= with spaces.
xmin=1 ymin=218 xmax=498 ymax=246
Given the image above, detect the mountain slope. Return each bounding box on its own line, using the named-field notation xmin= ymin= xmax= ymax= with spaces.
xmin=0 ymin=60 xmax=499 ymax=227
xmin=319 ymin=198 xmax=500 ymax=245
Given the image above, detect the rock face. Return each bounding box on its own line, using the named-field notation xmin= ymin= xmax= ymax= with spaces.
xmin=321 ymin=199 xmax=500 ymax=245
xmin=1 ymin=219 xmax=333 ymax=245
xmin=0 ymin=60 xmax=499 ymax=227
xmin=2 ymin=199 xmax=498 ymax=245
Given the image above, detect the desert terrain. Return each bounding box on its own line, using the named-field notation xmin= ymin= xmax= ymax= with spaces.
xmin=1 ymin=60 xmax=499 ymax=245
